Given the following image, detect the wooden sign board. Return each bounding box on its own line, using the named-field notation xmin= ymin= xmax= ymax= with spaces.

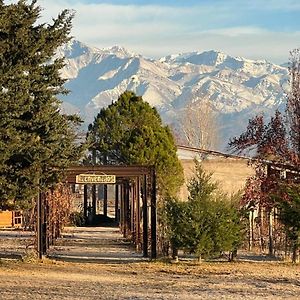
xmin=75 ymin=174 xmax=116 ymax=184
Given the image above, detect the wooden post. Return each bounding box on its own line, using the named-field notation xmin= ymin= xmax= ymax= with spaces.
xmin=266 ymin=164 xmax=274 ymax=256
xmin=37 ymin=191 xmax=43 ymax=259
xmin=41 ymin=192 xmax=47 ymax=254
xmin=104 ymin=184 xmax=108 ymax=217
xmin=142 ymin=174 xmax=148 ymax=257
xmin=135 ymin=177 xmax=141 ymax=249
xmin=121 ymin=183 xmax=125 ymax=236
xmin=103 ymin=154 xmax=108 ymax=217
xmin=124 ymin=181 xmax=130 ymax=238
xmin=150 ymin=168 xmax=157 ymax=259
xmin=83 ymin=185 xmax=88 ymax=223
xmin=92 ymin=149 xmax=97 ymax=221
xmin=92 ymin=185 xmax=97 ymax=219
xmin=131 ymin=181 xmax=135 ymax=236
xmin=115 ymin=184 xmax=119 ymax=223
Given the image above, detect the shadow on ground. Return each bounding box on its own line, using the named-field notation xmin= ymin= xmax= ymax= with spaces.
xmin=47 ymin=226 xmax=147 ymax=264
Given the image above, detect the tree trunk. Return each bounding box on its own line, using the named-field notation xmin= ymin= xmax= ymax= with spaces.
xmin=228 ymin=249 xmax=237 ymax=262
xmin=291 ymin=231 xmax=298 ymax=263
xmin=292 ymin=240 xmax=297 ymax=263
xmin=198 ymin=254 xmax=202 ymax=263
xmin=249 ymin=210 xmax=254 ymax=251
xmin=258 ymin=207 xmax=264 ymax=253
xmin=268 ymin=208 xmax=274 ymax=256
xmin=172 ymin=247 xmax=178 ymax=262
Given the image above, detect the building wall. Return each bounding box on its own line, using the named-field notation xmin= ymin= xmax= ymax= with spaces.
xmin=179 ymin=157 xmax=255 ymax=200
xmin=0 ymin=211 xmax=23 ymax=228
xmin=0 ymin=211 xmax=13 ymax=227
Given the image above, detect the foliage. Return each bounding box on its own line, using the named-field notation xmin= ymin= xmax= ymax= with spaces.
xmin=228 ymin=48 xmax=300 ymax=170
xmin=240 ymin=164 xmax=280 ymax=211
xmin=69 ymin=211 xmax=86 ymax=227
xmin=273 ymin=184 xmax=300 ymax=262
xmin=287 ymin=49 xmax=300 ymax=160
xmin=228 ymin=49 xmax=300 ymax=256
xmin=0 ymin=1 xmax=83 ymax=209
xmin=165 ymin=161 xmax=243 ymax=260
xmin=87 ymin=90 xmax=184 ymax=197
xmin=228 ymin=111 xmax=288 ymax=160
xmin=46 ymin=184 xmax=74 ymax=242
xmin=164 ymin=197 xmax=189 ymax=251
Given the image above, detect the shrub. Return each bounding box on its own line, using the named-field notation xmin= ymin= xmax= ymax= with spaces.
xmin=69 ymin=211 xmax=86 ymax=227
xmin=165 ymin=160 xmax=243 ymax=261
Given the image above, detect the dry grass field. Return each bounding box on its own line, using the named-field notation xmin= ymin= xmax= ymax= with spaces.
xmin=1 ymin=226 xmax=300 ymax=300
xmin=0 ymin=259 xmax=300 ymax=299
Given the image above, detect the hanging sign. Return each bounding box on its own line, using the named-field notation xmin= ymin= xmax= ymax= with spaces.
xmin=75 ymin=174 xmax=116 ymax=184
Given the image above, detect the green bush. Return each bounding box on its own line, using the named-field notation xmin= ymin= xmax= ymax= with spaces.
xmin=273 ymin=183 xmax=300 ymax=263
xmin=165 ymin=160 xmax=243 ymax=260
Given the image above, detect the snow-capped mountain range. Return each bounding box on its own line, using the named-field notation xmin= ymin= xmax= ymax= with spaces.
xmin=58 ymin=40 xmax=289 ymax=151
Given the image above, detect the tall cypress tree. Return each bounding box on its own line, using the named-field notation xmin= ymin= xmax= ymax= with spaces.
xmin=87 ymin=91 xmax=184 ymax=197
xmin=0 ymin=1 xmax=82 ymax=209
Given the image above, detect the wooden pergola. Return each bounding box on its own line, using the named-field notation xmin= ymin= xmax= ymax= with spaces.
xmin=37 ymin=165 xmax=157 ymax=259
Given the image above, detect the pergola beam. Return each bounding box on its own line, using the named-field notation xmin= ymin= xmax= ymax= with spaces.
xmin=59 ymin=164 xmax=157 ymax=259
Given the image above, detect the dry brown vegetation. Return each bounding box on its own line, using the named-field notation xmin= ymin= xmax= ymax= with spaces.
xmin=1 ymin=226 xmax=300 ymax=300
xmin=1 ymin=224 xmax=299 ymax=300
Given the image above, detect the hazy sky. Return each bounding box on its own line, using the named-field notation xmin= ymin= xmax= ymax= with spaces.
xmin=6 ymin=0 xmax=300 ymax=63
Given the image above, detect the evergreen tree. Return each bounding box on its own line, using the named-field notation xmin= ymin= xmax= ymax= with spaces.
xmin=165 ymin=161 xmax=243 ymax=261
xmin=164 ymin=197 xmax=189 ymax=253
xmin=87 ymin=90 xmax=184 ymax=197
xmin=188 ymin=161 xmax=242 ymax=259
xmin=274 ymin=184 xmax=300 ymax=263
xmin=0 ymin=1 xmax=82 ymax=209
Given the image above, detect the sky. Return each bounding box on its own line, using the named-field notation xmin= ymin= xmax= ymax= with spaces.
xmin=5 ymin=0 xmax=300 ymax=63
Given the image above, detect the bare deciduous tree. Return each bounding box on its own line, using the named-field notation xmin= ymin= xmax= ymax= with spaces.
xmin=287 ymin=49 xmax=300 ymax=161
xmin=228 ymin=49 xmax=300 ymax=261
xmin=179 ymin=97 xmax=219 ymax=150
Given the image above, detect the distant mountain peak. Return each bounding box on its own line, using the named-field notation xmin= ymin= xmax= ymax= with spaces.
xmin=57 ymin=39 xmax=90 ymax=59
xmin=59 ymin=39 xmax=137 ymax=60
xmin=160 ymin=49 xmax=230 ymax=66
xmin=106 ymin=45 xmax=136 ymax=57
xmin=58 ymin=40 xmax=289 ymax=150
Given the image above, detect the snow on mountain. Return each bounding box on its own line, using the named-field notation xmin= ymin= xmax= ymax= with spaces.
xmin=58 ymin=40 xmax=289 ymax=150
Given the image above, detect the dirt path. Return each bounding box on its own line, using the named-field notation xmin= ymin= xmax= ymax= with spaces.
xmin=48 ymin=226 xmax=145 ymax=263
